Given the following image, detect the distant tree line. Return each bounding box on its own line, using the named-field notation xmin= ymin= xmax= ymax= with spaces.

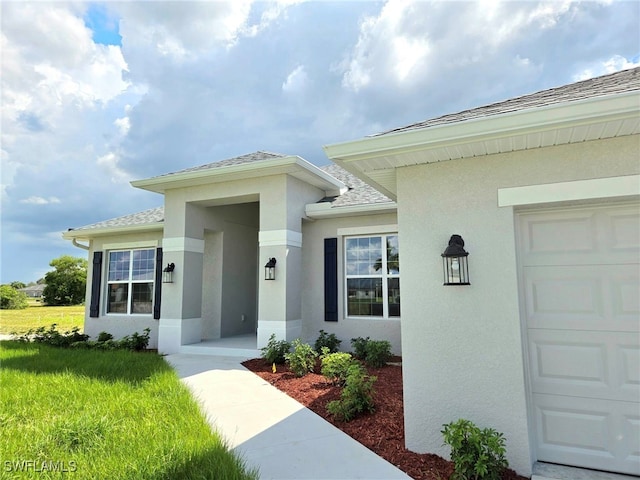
xmin=1 ymin=255 xmax=87 ymax=310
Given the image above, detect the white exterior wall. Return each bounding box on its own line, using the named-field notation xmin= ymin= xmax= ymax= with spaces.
xmin=301 ymin=211 xmax=402 ymax=354
xmin=396 ymin=135 xmax=640 ymax=477
xmin=84 ymin=231 xmax=163 ymax=349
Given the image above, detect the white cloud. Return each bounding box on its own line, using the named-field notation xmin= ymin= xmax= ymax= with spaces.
xmin=20 ymin=196 xmax=61 ymax=205
xmin=282 ymin=65 xmax=308 ymax=93
xmin=573 ymin=55 xmax=640 ymax=81
xmin=96 ymin=152 xmax=130 ymax=184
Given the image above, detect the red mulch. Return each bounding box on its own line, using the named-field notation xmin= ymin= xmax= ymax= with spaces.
xmin=241 ymin=357 xmax=528 ymax=480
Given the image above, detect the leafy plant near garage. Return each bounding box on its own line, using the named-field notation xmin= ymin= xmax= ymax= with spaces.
xmin=441 ymin=418 xmax=508 ymax=480
xmin=350 ymin=336 xmax=392 ymax=367
xmin=320 ymin=348 xmax=359 ymax=386
xmin=261 ymin=333 xmax=291 ymax=364
xmin=314 ymin=329 xmax=342 ymax=353
xmin=284 ymin=339 xmax=317 ymax=377
xmin=326 ymin=363 xmax=377 ymax=421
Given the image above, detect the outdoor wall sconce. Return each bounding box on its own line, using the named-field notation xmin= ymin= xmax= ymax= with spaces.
xmin=264 ymin=258 xmax=277 ymax=280
xmin=162 ymin=263 xmax=175 ymax=283
xmin=441 ymin=235 xmax=470 ymax=286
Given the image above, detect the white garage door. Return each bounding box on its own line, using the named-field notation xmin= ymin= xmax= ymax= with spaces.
xmin=517 ymin=202 xmax=640 ymax=475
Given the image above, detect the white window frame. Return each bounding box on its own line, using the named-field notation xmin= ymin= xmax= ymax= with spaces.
xmin=344 ymin=233 xmax=400 ymax=319
xmin=105 ymin=248 xmax=155 ymax=315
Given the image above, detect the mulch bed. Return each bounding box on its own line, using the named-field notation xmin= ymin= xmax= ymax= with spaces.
xmin=241 ymin=357 xmax=527 ymax=480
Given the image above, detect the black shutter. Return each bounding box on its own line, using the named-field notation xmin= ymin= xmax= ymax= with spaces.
xmin=324 ymin=238 xmax=338 ymax=322
xmin=153 ymin=248 xmax=163 ymax=320
xmin=89 ymin=251 xmax=103 ymax=318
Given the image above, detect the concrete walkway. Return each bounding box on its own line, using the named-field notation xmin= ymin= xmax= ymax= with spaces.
xmin=166 ymin=353 xmax=411 ymax=480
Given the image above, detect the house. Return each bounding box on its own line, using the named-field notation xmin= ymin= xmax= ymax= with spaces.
xmin=324 ymin=67 xmax=639 ymax=477
xmin=19 ymin=284 xmax=45 ymax=298
xmin=64 ymin=67 xmax=639 ymax=477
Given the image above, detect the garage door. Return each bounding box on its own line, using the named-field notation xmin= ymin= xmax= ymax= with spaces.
xmin=517 ymin=202 xmax=640 ymax=475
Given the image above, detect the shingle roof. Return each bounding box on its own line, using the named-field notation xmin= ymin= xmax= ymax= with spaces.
xmin=373 ymin=67 xmax=640 ymax=137
xmin=155 ymin=151 xmax=288 ymax=178
xmin=320 ymin=164 xmax=392 ymax=206
xmin=69 ymin=206 xmax=164 ymax=232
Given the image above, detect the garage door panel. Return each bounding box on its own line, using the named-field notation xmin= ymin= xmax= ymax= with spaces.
xmin=528 ymin=330 xmax=640 ymax=402
xmin=533 ymin=393 xmax=639 ymax=474
xmin=519 ymin=205 xmax=640 ymax=266
xmin=524 ymin=265 xmax=639 ymax=332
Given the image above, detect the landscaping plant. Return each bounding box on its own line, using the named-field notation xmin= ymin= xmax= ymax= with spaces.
xmin=260 ymin=333 xmax=291 ymax=365
xmin=284 ymin=339 xmax=317 ymax=377
xmin=350 ymin=336 xmax=392 ymax=367
xmin=326 ymin=363 xmax=377 ymax=421
xmin=320 ymin=348 xmax=359 ymax=386
xmin=441 ymin=418 xmax=509 ymax=480
xmin=314 ymin=329 xmax=342 ymax=353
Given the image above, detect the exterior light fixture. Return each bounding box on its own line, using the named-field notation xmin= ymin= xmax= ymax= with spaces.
xmin=264 ymin=258 xmax=277 ymax=280
xmin=441 ymin=235 xmax=470 ymax=286
xmin=162 ymin=263 xmax=175 ymax=283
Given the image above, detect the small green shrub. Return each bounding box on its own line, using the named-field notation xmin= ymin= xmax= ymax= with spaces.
xmin=320 ymin=348 xmax=358 ymax=386
xmin=0 ymin=285 xmax=29 ymax=310
xmin=441 ymin=418 xmax=509 ymax=480
xmin=327 ymin=363 xmax=376 ymax=421
xmin=97 ymin=331 xmax=113 ymax=342
xmin=28 ymin=324 xmax=90 ymax=347
xmin=350 ymin=337 xmax=392 ymax=367
xmin=118 ymin=328 xmax=151 ymax=351
xmin=284 ymin=339 xmax=317 ymax=377
xmin=261 ymin=334 xmax=291 ymax=364
xmin=350 ymin=336 xmax=369 ymax=360
xmin=314 ymin=329 xmax=342 ymax=353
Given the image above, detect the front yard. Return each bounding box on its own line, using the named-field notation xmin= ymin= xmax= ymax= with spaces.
xmin=0 ymin=305 xmax=84 ymax=334
xmin=0 ymin=341 xmax=257 ymax=480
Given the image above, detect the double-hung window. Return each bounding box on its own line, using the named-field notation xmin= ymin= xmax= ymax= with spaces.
xmin=345 ymin=234 xmax=400 ymax=318
xmin=106 ymin=249 xmax=155 ymax=314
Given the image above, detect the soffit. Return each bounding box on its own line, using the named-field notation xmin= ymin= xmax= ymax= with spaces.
xmin=324 ymin=92 xmax=640 ymax=200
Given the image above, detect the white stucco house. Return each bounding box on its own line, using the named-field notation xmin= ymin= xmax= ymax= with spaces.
xmin=65 ymin=67 xmax=639 ymax=477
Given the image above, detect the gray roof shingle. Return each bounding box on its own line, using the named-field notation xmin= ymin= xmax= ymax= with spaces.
xmin=319 ymin=164 xmax=392 ymax=207
xmin=69 ymin=206 xmax=164 ymax=232
xmin=373 ymin=67 xmax=640 ymax=137
xmin=154 ymin=151 xmax=288 ymax=178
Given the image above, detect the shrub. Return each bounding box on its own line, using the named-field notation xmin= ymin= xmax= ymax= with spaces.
xmin=320 ymin=348 xmax=358 ymax=386
xmin=314 ymin=329 xmax=342 ymax=353
xmin=29 ymin=324 xmax=90 ymax=347
xmin=350 ymin=337 xmax=392 ymax=367
xmin=441 ymin=418 xmax=509 ymax=480
xmin=0 ymin=285 xmax=29 ymax=310
xmin=284 ymin=339 xmax=317 ymax=377
xmin=327 ymin=364 xmax=376 ymax=422
xmin=261 ymin=334 xmax=291 ymax=365
xmin=118 ymin=328 xmax=151 ymax=351
xmin=97 ymin=331 xmax=114 ymax=342
xmin=350 ymin=336 xmax=369 ymax=360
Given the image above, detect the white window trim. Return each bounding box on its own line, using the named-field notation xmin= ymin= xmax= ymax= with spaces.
xmin=105 ymin=248 xmax=156 ymax=316
xmin=343 ymin=233 xmax=400 ymax=320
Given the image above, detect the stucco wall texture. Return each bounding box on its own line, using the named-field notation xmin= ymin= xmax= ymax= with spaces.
xmin=395 ymin=135 xmax=639 ymax=476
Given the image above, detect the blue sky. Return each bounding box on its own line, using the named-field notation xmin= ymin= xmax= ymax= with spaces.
xmin=1 ymin=0 xmax=639 ymax=283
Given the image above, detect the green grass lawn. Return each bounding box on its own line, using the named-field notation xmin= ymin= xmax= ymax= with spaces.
xmin=0 ymin=342 xmax=258 ymax=480
xmin=0 ymin=305 xmax=84 ymax=334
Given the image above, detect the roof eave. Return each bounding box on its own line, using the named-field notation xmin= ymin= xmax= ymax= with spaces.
xmin=305 ymin=201 xmax=397 ymax=219
xmin=62 ymin=222 xmax=164 ymax=241
xmin=131 ymin=155 xmax=346 ymax=195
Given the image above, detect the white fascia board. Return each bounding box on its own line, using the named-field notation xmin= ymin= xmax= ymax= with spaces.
xmin=323 ymin=91 xmax=640 ymax=164
xmin=62 ymin=222 xmax=164 ymax=240
xmin=131 ymin=155 xmax=345 ymax=195
xmin=305 ymin=201 xmax=397 ymax=219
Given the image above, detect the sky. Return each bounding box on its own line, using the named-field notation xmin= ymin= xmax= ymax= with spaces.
xmin=1 ymin=0 xmax=639 ymax=283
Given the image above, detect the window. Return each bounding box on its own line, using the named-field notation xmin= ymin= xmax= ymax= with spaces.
xmin=106 ymin=249 xmax=155 ymax=314
xmin=345 ymin=235 xmax=400 ymax=318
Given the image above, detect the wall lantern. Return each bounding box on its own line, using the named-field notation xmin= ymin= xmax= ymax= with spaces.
xmin=162 ymin=263 xmax=175 ymax=284
xmin=264 ymin=258 xmax=277 ymax=280
xmin=441 ymin=235 xmax=470 ymax=286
